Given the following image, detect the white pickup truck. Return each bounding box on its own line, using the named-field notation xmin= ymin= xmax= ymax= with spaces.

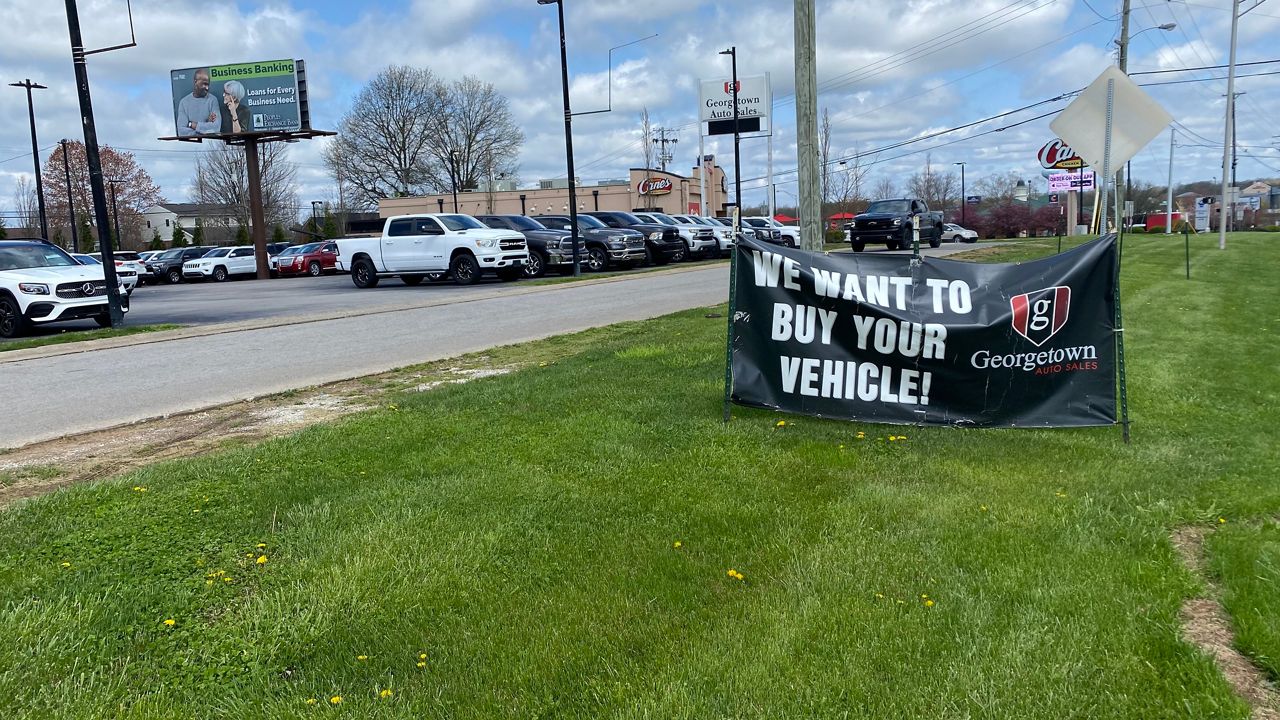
xmin=336 ymin=214 xmax=528 ymax=287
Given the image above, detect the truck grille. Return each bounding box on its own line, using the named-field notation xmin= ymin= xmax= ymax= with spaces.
xmin=695 ymin=229 xmax=714 ymax=239
xmin=499 ymin=238 xmax=525 ymax=251
xmin=857 ymin=219 xmax=890 ymax=230
xmin=56 ymin=280 xmax=108 ymax=298
xmin=624 ymin=237 xmax=644 ymax=249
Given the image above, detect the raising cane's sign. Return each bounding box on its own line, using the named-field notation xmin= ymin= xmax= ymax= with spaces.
xmin=1038 ymin=139 xmax=1085 ymax=170
xmin=638 ymin=177 xmax=674 ymax=196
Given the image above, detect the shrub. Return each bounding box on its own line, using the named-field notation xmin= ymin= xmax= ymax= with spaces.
xmin=824 ymin=229 xmax=845 ymax=244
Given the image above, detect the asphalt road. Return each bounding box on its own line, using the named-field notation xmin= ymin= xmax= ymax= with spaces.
xmin=1 ymin=242 xmax=994 ymax=449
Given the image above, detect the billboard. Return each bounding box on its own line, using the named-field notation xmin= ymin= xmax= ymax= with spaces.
xmin=170 ymin=60 xmax=303 ymax=138
xmin=1048 ymin=171 xmax=1095 ymax=193
xmin=700 ymin=74 xmax=771 ymax=133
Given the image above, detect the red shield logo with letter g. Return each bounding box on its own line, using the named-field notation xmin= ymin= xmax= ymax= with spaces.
xmin=1010 ymin=286 xmax=1070 ymax=346
xmin=724 ymin=81 xmax=740 ymax=94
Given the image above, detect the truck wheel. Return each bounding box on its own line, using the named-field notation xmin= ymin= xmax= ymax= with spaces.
xmin=352 ymin=258 xmax=379 ymax=288
xmin=851 ymin=242 xmax=865 ymax=253
xmin=586 ymin=246 xmax=607 ymax=272
xmin=166 ymin=268 xmax=181 ymax=284
xmin=897 ymin=229 xmax=913 ymax=251
xmin=0 ymin=294 xmax=28 ymax=339
xmin=523 ymin=251 xmax=546 ymax=279
xmin=929 ymin=226 xmax=942 ymax=249
xmin=673 ymin=241 xmax=689 ymax=262
xmin=450 ymin=253 xmax=480 ymax=285
xmin=401 ymin=274 xmax=425 ymax=286
xmin=213 ymin=266 xmax=228 ymax=282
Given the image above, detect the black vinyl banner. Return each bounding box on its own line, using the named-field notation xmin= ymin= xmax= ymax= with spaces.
xmin=730 ymin=235 xmax=1118 ymax=427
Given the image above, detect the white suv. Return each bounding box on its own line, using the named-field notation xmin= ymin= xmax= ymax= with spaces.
xmin=183 ymin=246 xmax=257 ymax=281
xmin=1 ymin=239 xmax=129 ymax=338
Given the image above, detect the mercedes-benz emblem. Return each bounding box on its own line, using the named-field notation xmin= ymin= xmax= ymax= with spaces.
xmin=81 ymin=282 xmax=96 ymax=296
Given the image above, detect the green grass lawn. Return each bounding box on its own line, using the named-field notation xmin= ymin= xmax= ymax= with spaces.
xmin=0 ymin=233 xmax=1276 ymax=718
xmin=0 ymin=324 xmax=181 ymax=353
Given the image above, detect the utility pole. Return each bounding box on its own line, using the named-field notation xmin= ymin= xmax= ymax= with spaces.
xmin=60 ymin=139 xmax=77 ymax=252
xmin=1230 ymin=92 xmax=1242 ymax=233
xmin=1220 ymin=0 xmax=1240 ymax=250
xmin=1166 ymin=127 xmax=1175 ymax=234
xmin=651 ymin=127 xmax=678 ymax=172
xmin=10 ymin=79 xmax=49 ymax=239
xmin=1115 ymin=0 xmax=1131 ymax=232
xmin=794 ymin=0 xmax=822 ymax=251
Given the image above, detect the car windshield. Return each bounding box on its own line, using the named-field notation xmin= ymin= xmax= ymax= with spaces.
xmin=157 ymin=249 xmax=184 ymax=260
xmin=506 ymin=216 xmax=544 ymax=231
xmin=709 ymin=217 xmax=732 ymax=226
xmin=645 ymin=213 xmax=678 ymax=225
xmin=203 ymin=248 xmax=231 ymax=258
xmin=572 ymin=214 xmax=606 ymax=229
xmin=278 ymin=246 xmax=303 ymax=256
xmin=685 ymin=216 xmax=711 ymax=226
xmin=439 ymin=214 xmax=486 ymax=231
xmin=0 ymin=244 xmax=81 ymax=270
xmin=744 ymin=218 xmax=770 ymax=228
xmin=299 ymin=242 xmax=324 ymax=253
xmin=866 ymin=200 xmax=911 ymax=214
xmin=606 ymin=212 xmax=643 ymax=225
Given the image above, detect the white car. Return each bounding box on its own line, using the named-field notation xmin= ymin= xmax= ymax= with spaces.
xmin=631 ymin=212 xmax=719 ymax=259
xmin=75 ymin=254 xmax=138 ymax=295
xmin=89 ymin=252 xmax=148 ymax=290
xmin=707 ymin=216 xmax=758 ymax=242
xmin=1 ymin=240 xmax=129 ymax=338
xmin=941 ymin=223 xmax=979 ymax=243
xmin=671 ymin=214 xmax=734 ymax=256
xmin=183 ymin=245 xmax=257 ymax=281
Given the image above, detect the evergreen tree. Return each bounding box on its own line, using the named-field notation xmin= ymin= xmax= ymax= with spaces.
xmin=171 ymin=222 xmax=186 ymax=247
xmin=235 ymin=222 xmax=250 ymax=246
xmin=322 ymin=212 xmax=340 ymax=239
xmin=78 ymin=214 xmax=94 ymax=251
xmin=191 ymin=217 xmax=205 ymax=246
xmin=53 ymin=227 xmax=66 ymax=249
xmin=149 ymin=229 xmax=164 ymax=250
xmin=271 ymin=223 xmax=287 ymax=244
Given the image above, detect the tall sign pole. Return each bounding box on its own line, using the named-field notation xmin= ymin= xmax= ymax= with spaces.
xmin=1219 ymin=0 xmax=1240 ymax=250
xmin=64 ymin=0 xmax=123 ymax=324
xmin=794 ymin=0 xmax=821 ymax=251
xmin=10 ymin=80 xmax=49 ymax=239
xmin=61 ymin=139 xmax=77 ymax=252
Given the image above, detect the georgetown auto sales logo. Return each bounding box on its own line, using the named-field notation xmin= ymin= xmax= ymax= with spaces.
xmin=1011 ymin=286 xmax=1070 ymax=346
xmin=723 ymin=80 xmax=740 ymax=94
xmin=637 ymin=177 xmax=673 ymax=196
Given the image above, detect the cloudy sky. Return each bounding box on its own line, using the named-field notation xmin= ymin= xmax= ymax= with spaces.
xmin=1 ymin=0 xmax=1278 ymax=222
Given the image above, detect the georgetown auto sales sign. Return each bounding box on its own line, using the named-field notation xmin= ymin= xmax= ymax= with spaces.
xmin=730 ymin=235 xmax=1118 ymax=427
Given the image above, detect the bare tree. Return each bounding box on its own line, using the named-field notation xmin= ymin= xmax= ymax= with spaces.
xmin=324 ymin=66 xmax=522 ymax=208
xmin=12 ymin=177 xmax=40 ymax=233
xmin=973 ymin=171 xmax=1024 ymax=205
xmin=830 ymin=145 xmax=870 ymax=215
xmin=906 ymin=154 xmax=958 ymax=212
xmin=819 ymin=108 xmax=833 ymax=205
xmin=191 ymin=141 xmax=298 ymax=241
xmin=872 ymin=176 xmax=897 ymax=200
xmin=641 ymin=107 xmax=654 ymax=170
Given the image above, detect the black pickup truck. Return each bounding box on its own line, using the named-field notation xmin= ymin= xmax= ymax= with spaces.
xmin=846 ymin=198 xmax=944 ymax=252
xmin=532 ymin=214 xmax=647 ymax=271
xmin=475 ymin=215 xmax=577 ymax=278
xmin=584 ymin=211 xmax=685 ymax=265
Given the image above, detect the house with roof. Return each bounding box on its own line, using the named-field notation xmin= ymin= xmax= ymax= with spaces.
xmin=140 ymin=203 xmax=244 ymax=244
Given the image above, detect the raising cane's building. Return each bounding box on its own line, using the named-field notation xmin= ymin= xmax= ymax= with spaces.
xmin=378 ymin=161 xmax=730 ymax=220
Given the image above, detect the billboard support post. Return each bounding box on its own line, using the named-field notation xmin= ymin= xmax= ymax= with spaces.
xmin=245 ymin=139 xmax=269 ymax=279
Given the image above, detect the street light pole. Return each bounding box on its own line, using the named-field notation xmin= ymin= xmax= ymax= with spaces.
xmin=1220 ymin=0 xmax=1240 ymax=250
xmin=539 ymin=0 xmax=581 ymax=276
xmin=449 ymin=149 xmax=460 ymax=213
xmin=954 ymin=161 xmax=966 ymax=226
xmin=720 ymin=47 xmax=743 ymax=248
xmin=107 ymin=179 xmax=121 ymax=249
xmin=60 ymin=139 xmax=77 ymax=252
xmin=10 ymin=79 xmax=49 ymax=239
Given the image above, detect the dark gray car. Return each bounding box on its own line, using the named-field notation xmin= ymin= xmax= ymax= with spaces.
xmin=531 ymin=214 xmax=648 ymax=271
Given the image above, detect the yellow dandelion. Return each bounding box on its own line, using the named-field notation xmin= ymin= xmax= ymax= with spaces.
xmin=419 ymin=653 xmax=427 ymax=660
xmin=538 ymin=361 xmax=548 ymax=367
xmin=874 ymin=593 xmax=884 ymax=599
xmin=61 ymin=561 xmax=72 ymax=568
xmin=888 ymin=435 xmax=897 ymax=442
xmin=980 ymin=505 xmax=988 ymax=512
xmin=330 ymin=696 xmax=342 ymax=705
xmin=163 ymin=618 xmax=175 ymax=627
xmin=727 ymin=569 xmax=737 ymax=578
xmin=223 ymin=577 xmax=233 ymax=583
xmin=305 ymin=698 xmax=317 ymax=705
xmin=256 ymin=543 xmax=267 ymax=549
xmin=776 ymin=420 xmax=786 ymax=427
xmin=898 ymin=435 xmax=908 ymax=440
xmin=256 ymin=555 xmax=268 ymax=565
xmin=1218 ymin=517 xmax=1226 ymax=524
xmin=673 ymin=541 xmax=682 ymax=549
xmin=921 ymin=594 xmax=929 ymax=599
xmin=206 ymin=580 xmax=214 ymax=586
xmin=379 ymin=689 xmax=393 ymax=699
xmin=925 ymin=599 xmax=935 ymax=607
xmin=416 ymin=662 xmax=426 ymax=668
xmin=245 ymin=553 xmax=254 ymax=558
xmin=192 ymin=509 xmax=201 ymax=513
xmin=357 ymin=655 xmax=368 ymax=661
xmin=897 ymin=600 xmax=906 ymax=605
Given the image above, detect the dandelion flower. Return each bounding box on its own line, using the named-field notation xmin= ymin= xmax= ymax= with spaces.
xmin=874 ymin=593 xmax=884 ymax=599
xmin=305 ymin=698 xmax=317 ymax=705
xmin=206 ymin=580 xmax=214 ymax=586
xmin=419 ymin=653 xmax=427 ymax=660
xmin=330 ymin=696 xmax=342 ymax=705
xmin=776 ymin=420 xmax=786 ymax=427
xmin=1218 ymin=517 xmax=1226 ymax=524
xmin=61 ymin=562 xmax=72 ymax=568
xmin=163 ymin=619 xmax=175 ymax=627
xmin=925 ymin=599 xmax=935 ymax=608
xmin=416 ymin=662 xmax=426 ymax=668
xmin=256 ymin=543 xmax=267 ymax=549
xmin=673 ymin=541 xmax=682 ymax=549
xmin=357 ymin=655 xmax=368 ymax=661
xmin=980 ymin=505 xmax=988 ymax=512
xmin=256 ymin=555 xmax=268 ymax=565
xmin=727 ymin=569 xmax=737 ymax=578
xmin=379 ymin=689 xmax=393 ymax=699
xmin=921 ymin=594 xmax=929 ymax=599
xmin=223 ymin=577 xmax=233 ymax=583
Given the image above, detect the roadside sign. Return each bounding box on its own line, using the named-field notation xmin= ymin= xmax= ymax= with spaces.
xmin=1049 ymin=193 xmax=1060 ymax=204
xmin=1037 ymin=139 xmax=1084 ymax=170
xmin=1050 ymin=66 xmax=1172 ymax=172
xmin=1048 ymin=171 xmax=1095 ymax=192
xmin=965 ymin=195 xmax=982 ymax=205
xmin=700 ymin=75 xmax=771 ymax=135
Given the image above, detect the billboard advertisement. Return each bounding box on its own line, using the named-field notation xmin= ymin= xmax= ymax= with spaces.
xmin=170 ymin=60 xmax=302 ymax=138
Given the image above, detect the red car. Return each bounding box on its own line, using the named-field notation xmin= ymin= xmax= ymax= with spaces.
xmin=275 ymin=241 xmax=339 ymax=277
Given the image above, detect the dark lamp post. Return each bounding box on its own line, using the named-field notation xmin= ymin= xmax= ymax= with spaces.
xmin=954 ymin=161 xmax=966 ymax=226
xmin=538 ymin=0 xmax=581 ymax=276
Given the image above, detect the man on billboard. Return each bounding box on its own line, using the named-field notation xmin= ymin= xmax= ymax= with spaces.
xmin=176 ymin=69 xmax=220 ymax=137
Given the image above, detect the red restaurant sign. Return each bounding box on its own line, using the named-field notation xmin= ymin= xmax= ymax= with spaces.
xmin=1038 ymin=139 xmax=1085 ymax=170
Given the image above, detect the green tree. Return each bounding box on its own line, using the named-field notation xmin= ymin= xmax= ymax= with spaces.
xmin=171 ymin=222 xmax=186 ymax=247
xmin=53 ymin=227 xmax=66 ymax=249
xmin=322 ymin=212 xmax=339 ymax=239
xmin=271 ymin=223 xmax=287 ymax=244
xmin=235 ymin=222 xmax=250 ymax=246
xmin=191 ymin=217 xmax=205 ymax=246
xmin=0 ymin=216 xmax=7 ymax=239
xmin=78 ymin=214 xmax=94 ymax=251
xmin=149 ymin=229 xmax=164 ymax=250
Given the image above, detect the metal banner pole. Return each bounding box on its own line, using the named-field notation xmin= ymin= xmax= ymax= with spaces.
xmin=1185 ymin=225 xmax=1191 ymax=279
xmin=1114 ymin=238 xmax=1130 ymax=443
xmin=1098 ymin=79 xmax=1115 ymax=236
